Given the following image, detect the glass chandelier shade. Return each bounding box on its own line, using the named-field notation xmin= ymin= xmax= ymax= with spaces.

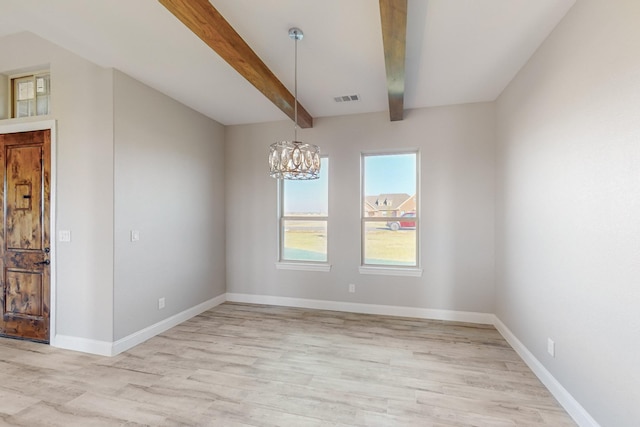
xmin=269 ymin=27 xmax=320 ymax=180
xmin=269 ymin=140 xmax=321 ymax=180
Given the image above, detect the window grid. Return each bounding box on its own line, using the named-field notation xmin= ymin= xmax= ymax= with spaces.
xmin=361 ymin=152 xmax=419 ymax=268
xmin=11 ymin=72 xmax=50 ymax=119
xmin=278 ymin=157 xmax=329 ymax=264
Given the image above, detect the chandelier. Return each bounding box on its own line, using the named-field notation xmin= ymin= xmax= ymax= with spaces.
xmin=269 ymin=28 xmax=321 ymax=180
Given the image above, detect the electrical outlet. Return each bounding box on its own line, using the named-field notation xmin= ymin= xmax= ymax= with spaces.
xmin=59 ymin=230 xmax=71 ymax=242
xmin=158 ymin=297 xmax=165 ymax=310
xmin=348 ymin=283 xmax=356 ymax=293
xmin=547 ymin=338 xmax=555 ymax=357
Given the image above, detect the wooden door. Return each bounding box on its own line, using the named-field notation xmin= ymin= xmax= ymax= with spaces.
xmin=0 ymin=130 xmax=51 ymax=343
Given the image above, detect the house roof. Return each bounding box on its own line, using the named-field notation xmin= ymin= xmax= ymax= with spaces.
xmin=397 ymin=194 xmax=416 ymax=211
xmin=0 ymin=0 xmax=575 ymax=126
xmin=365 ymin=193 xmax=412 ymax=211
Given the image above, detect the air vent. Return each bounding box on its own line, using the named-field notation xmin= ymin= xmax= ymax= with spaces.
xmin=334 ymin=94 xmax=360 ymax=103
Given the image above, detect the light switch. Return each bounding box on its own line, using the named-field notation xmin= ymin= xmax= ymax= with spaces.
xmin=130 ymin=230 xmax=140 ymax=242
xmin=59 ymin=230 xmax=71 ymax=242
xmin=547 ymin=338 xmax=555 ymax=357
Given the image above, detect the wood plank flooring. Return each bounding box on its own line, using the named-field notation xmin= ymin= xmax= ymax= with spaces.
xmin=0 ymin=302 xmax=576 ymax=426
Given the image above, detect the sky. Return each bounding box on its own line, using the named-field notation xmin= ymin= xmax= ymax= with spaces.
xmin=284 ymin=153 xmax=417 ymax=214
xmin=364 ymin=153 xmax=416 ymax=196
xmin=284 ymin=158 xmax=329 ymax=215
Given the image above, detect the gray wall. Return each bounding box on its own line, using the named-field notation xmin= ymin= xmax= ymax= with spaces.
xmin=113 ymin=71 xmax=226 ymax=340
xmin=225 ymin=104 xmax=496 ymax=313
xmin=0 ymin=73 xmax=7 ymax=119
xmin=495 ymin=0 xmax=640 ymax=425
xmin=0 ymin=32 xmax=225 ymax=345
xmin=0 ymin=32 xmax=115 ymax=342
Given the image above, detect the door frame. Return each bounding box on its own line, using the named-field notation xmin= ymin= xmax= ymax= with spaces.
xmin=0 ymin=119 xmax=57 ymax=345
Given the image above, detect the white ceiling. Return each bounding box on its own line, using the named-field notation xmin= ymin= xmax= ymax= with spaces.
xmin=0 ymin=0 xmax=575 ymax=126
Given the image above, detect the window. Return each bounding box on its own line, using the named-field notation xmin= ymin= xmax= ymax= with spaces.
xmin=279 ymin=158 xmax=329 ymax=263
xmin=362 ymin=152 xmax=418 ymax=267
xmin=12 ymin=73 xmax=50 ymax=118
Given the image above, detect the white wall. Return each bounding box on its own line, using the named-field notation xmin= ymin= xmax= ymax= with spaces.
xmin=0 ymin=32 xmax=114 ymax=342
xmin=113 ymin=71 xmax=226 ymax=340
xmin=225 ymin=104 xmax=495 ymax=314
xmin=495 ymin=0 xmax=640 ymax=425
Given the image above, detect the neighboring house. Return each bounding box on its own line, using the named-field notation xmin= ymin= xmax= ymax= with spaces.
xmin=397 ymin=194 xmax=416 ymax=214
xmin=365 ymin=193 xmax=415 ymax=217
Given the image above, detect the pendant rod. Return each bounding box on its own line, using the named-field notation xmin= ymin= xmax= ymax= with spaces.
xmin=293 ymin=31 xmax=299 ymax=141
xmin=289 ymin=27 xmax=303 ymax=142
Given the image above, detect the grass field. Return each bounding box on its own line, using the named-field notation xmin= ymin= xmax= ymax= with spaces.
xmin=284 ymin=230 xmax=327 ymax=254
xmin=283 ymin=222 xmax=415 ymax=264
xmin=363 ymin=224 xmax=416 ymax=265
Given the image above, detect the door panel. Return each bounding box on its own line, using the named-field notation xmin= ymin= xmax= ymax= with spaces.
xmin=5 ymin=270 xmax=44 ymax=317
xmin=0 ymin=130 xmax=50 ymax=343
xmin=7 ymin=145 xmax=43 ymax=250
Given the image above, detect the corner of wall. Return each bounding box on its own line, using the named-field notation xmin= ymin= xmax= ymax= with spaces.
xmin=493 ymin=316 xmax=601 ymax=427
xmin=0 ymin=73 xmax=8 ymax=119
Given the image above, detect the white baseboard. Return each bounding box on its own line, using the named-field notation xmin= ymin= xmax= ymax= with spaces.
xmin=50 ymin=291 xmax=598 ymax=427
xmin=225 ymin=293 xmax=494 ymax=324
xmin=493 ymin=317 xmax=600 ymax=427
xmin=111 ymin=294 xmax=227 ymax=356
xmin=52 ymin=334 xmax=113 ymax=356
xmin=227 ymin=293 xmax=598 ymax=427
xmin=51 ymin=294 xmax=227 ymax=357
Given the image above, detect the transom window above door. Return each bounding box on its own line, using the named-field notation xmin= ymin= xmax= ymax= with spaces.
xmin=11 ymin=72 xmax=51 ymax=118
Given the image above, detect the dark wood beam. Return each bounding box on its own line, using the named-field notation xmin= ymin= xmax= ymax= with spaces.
xmin=159 ymin=0 xmax=313 ymax=128
xmin=379 ymin=0 xmax=408 ymax=121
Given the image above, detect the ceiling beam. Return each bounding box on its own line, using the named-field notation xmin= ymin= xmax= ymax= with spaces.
xmin=158 ymin=0 xmax=313 ymax=128
xmin=379 ymin=0 xmax=408 ymax=121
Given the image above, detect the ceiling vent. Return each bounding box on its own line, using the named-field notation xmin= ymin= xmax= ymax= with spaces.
xmin=334 ymin=94 xmax=360 ymax=103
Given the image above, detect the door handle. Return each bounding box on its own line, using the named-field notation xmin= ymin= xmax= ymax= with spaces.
xmin=34 ymin=260 xmax=50 ymax=266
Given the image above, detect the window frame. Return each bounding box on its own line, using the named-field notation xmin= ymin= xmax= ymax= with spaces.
xmin=10 ymin=70 xmax=51 ymax=119
xmin=360 ymin=150 xmax=421 ymax=271
xmin=276 ymin=156 xmax=330 ymax=269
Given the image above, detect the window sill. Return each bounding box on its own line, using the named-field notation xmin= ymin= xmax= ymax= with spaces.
xmin=276 ymin=262 xmax=332 ymax=272
xmin=359 ymin=266 xmax=423 ymax=277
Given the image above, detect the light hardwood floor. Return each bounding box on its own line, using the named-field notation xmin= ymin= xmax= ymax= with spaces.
xmin=0 ymin=303 xmax=575 ymax=426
